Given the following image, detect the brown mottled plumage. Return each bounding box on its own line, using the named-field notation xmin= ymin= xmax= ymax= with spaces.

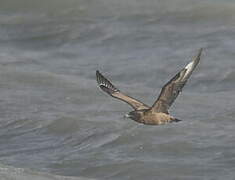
xmin=96 ymin=48 xmax=202 ymax=125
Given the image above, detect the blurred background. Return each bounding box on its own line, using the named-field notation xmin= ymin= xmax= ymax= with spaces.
xmin=0 ymin=0 xmax=235 ymax=179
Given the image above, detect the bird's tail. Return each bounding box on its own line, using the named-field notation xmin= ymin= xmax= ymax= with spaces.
xmin=172 ymin=118 xmax=182 ymax=123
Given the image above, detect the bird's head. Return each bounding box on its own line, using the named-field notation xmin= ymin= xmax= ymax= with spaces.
xmin=124 ymin=111 xmax=141 ymax=121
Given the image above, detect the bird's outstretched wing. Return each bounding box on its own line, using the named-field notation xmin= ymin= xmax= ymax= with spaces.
xmin=151 ymin=48 xmax=203 ymax=114
xmin=96 ymin=71 xmax=149 ymax=110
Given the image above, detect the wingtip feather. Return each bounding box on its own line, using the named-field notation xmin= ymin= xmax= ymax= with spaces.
xmin=182 ymin=48 xmax=203 ymax=80
xmin=194 ymin=48 xmax=203 ymax=64
xmin=96 ymin=70 xmax=119 ymax=95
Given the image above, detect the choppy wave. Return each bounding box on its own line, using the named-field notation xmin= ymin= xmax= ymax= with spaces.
xmin=2 ymin=0 xmax=235 ymax=20
xmin=0 ymin=163 xmax=95 ymax=180
xmin=0 ymin=0 xmax=235 ymax=179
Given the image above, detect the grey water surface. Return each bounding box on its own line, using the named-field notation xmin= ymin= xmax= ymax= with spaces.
xmin=0 ymin=0 xmax=235 ymax=179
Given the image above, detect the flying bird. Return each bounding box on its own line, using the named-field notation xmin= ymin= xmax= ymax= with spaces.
xmin=96 ymin=48 xmax=202 ymax=125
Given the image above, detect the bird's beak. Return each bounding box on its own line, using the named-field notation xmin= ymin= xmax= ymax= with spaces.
xmin=124 ymin=113 xmax=130 ymax=118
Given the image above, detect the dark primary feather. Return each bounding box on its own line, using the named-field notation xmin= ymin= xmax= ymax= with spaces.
xmin=96 ymin=71 xmax=119 ymax=95
xmin=151 ymin=48 xmax=202 ymax=113
xmin=96 ymin=70 xmax=149 ymax=110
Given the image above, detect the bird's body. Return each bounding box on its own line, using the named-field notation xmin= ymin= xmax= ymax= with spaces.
xmin=126 ymin=110 xmax=175 ymax=125
xmin=96 ymin=48 xmax=203 ymax=125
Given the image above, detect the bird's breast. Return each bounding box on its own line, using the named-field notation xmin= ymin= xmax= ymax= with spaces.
xmin=138 ymin=112 xmax=173 ymax=125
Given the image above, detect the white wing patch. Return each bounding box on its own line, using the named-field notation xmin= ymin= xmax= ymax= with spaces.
xmin=100 ymin=82 xmax=107 ymax=87
xmin=185 ymin=61 xmax=194 ymax=70
xmin=183 ymin=61 xmax=194 ymax=80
